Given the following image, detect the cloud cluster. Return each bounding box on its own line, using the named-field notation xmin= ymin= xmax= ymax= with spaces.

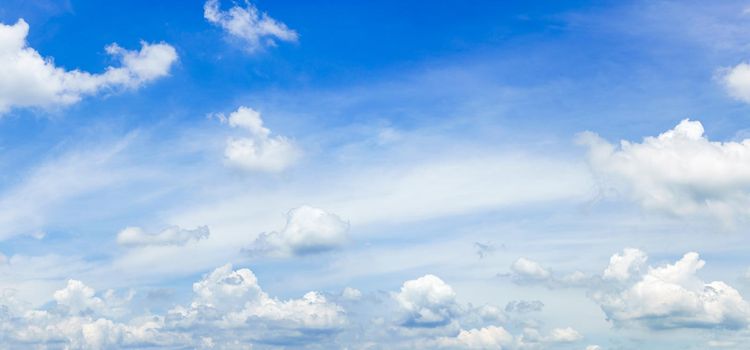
xmin=167 ymin=263 xmax=346 ymax=340
xmin=220 ymin=106 xmax=300 ymax=172
xmin=595 ymin=250 xmax=750 ymax=330
xmin=393 ymin=274 xmax=583 ymax=349
xmin=246 ymin=205 xmax=349 ymax=257
xmin=0 ymin=263 xmax=345 ymax=348
xmin=578 ymin=119 xmax=750 ymax=222
xmin=510 ymin=248 xmax=750 ymax=331
xmin=204 ymin=0 xmax=298 ymax=53
xmin=0 ymin=19 xmax=177 ymax=114
xmin=116 ymin=225 xmax=210 ymax=247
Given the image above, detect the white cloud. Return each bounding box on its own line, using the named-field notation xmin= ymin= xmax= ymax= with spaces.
xmin=169 ymin=263 xmax=345 ymax=332
xmin=394 ymin=274 xmax=461 ymax=327
xmin=0 ymin=263 xmax=345 ymax=348
xmin=0 ymin=19 xmax=177 ymax=114
xmin=204 ymin=0 xmax=298 ymax=53
xmin=437 ymin=326 xmax=514 ymax=349
xmin=602 ymin=248 xmax=647 ymax=282
xmin=579 ymin=119 xmax=750 ymax=222
xmin=594 ymin=251 xmax=750 ymax=329
xmin=116 ymin=225 xmax=209 ymax=247
xmin=510 ymin=258 xmax=551 ymax=281
xmin=546 ymin=327 xmax=583 ymax=343
xmin=3 ymin=279 xmax=185 ymax=349
xmin=246 ymin=205 xmax=349 ymax=256
xmin=721 ymin=62 xmax=750 ymax=103
xmin=586 ymin=346 xmax=603 ymax=350
xmin=220 ymin=106 xmax=300 ymax=172
xmin=53 ymin=279 xmax=106 ymax=315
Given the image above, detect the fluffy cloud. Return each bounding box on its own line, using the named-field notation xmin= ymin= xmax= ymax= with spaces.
xmin=546 ymin=327 xmax=583 ymax=342
xmin=721 ymin=62 xmax=750 ymax=103
xmin=594 ymin=250 xmax=750 ymax=330
xmin=0 ymin=19 xmax=177 ymax=114
xmin=504 ymin=300 xmax=544 ymax=314
xmin=436 ymin=326 xmax=514 ymax=349
xmin=0 ymin=263 xmax=345 ymax=348
xmin=220 ymin=106 xmax=300 ymax=172
xmin=578 ymin=119 xmax=750 ymax=222
xmin=246 ymin=205 xmax=349 ymax=256
xmin=204 ymin=0 xmax=298 ymax=53
xmin=168 ymin=264 xmax=345 ymax=333
xmin=116 ymin=225 xmax=209 ymax=247
xmin=510 ymin=258 xmax=551 ymax=281
xmin=395 ymin=274 xmax=461 ymax=327
xmin=602 ymin=248 xmax=647 ymax=282
xmin=0 ymin=280 xmax=184 ymax=349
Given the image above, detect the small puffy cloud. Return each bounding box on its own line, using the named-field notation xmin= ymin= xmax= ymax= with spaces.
xmin=220 ymin=106 xmax=300 ymax=172
xmin=603 ymin=248 xmax=647 ymax=282
xmin=0 ymin=19 xmax=177 ymax=114
xmin=578 ymin=119 xmax=750 ymax=222
xmin=5 ymin=280 xmax=184 ymax=349
xmin=510 ymin=258 xmax=551 ymax=281
xmin=436 ymin=326 xmax=514 ymax=349
xmin=594 ymin=251 xmax=750 ymax=330
xmin=116 ymin=225 xmax=209 ymax=247
xmin=204 ymin=0 xmax=298 ymax=53
xmin=246 ymin=205 xmax=350 ymax=256
xmin=394 ymin=274 xmax=461 ymax=327
xmin=586 ymin=346 xmax=603 ymax=350
xmin=546 ymin=327 xmax=583 ymax=343
xmin=721 ymin=62 xmax=750 ymax=103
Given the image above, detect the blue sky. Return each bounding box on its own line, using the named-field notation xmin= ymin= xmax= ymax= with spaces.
xmin=2 ymin=0 xmax=750 ymax=349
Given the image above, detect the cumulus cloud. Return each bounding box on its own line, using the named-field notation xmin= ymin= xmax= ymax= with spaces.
xmin=1 ymin=280 xmax=184 ymax=349
xmin=116 ymin=225 xmax=209 ymax=247
xmin=219 ymin=106 xmax=300 ymax=172
xmin=395 ymin=274 xmax=461 ymax=327
xmin=0 ymin=19 xmax=177 ymax=114
xmin=510 ymin=258 xmax=551 ymax=281
xmin=0 ymin=263 xmax=346 ymax=348
xmin=721 ymin=62 xmax=750 ymax=103
xmin=246 ymin=205 xmax=349 ymax=256
xmin=594 ymin=249 xmax=750 ymax=330
xmin=436 ymin=326 xmax=514 ymax=349
xmin=168 ymin=263 xmax=345 ymax=337
xmin=578 ymin=119 xmax=750 ymax=222
xmin=546 ymin=327 xmax=583 ymax=342
xmin=204 ymin=0 xmax=298 ymax=53
xmin=602 ymin=248 xmax=647 ymax=282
